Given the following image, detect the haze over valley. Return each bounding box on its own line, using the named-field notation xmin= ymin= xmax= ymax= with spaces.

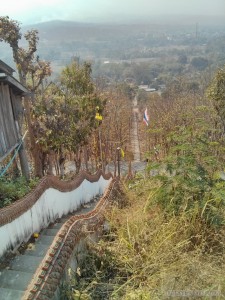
xmin=1 ymin=14 xmax=225 ymax=91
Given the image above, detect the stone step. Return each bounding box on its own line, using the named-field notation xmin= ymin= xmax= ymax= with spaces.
xmin=24 ymin=243 xmax=50 ymax=257
xmin=0 ymin=269 xmax=31 ymax=291
xmin=41 ymin=228 xmax=59 ymax=236
xmin=0 ymin=287 xmax=24 ymax=300
xmin=35 ymin=235 xmax=55 ymax=246
xmin=9 ymin=255 xmax=43 ymax=273
xmin=58 ymin=217 xmax=70 ymax=224
xmin=49 ymin=222 xmax=65 ymax=229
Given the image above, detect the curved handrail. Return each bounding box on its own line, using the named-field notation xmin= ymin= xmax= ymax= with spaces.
xmin=23 ymin=179 xmax=118 ymax=300
xmin=0 ymin=170 xmax=112 ymax=226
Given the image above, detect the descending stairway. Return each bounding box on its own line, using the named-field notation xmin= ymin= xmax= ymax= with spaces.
xmin=0 ymin=93 xmax=145 ymax=299
xmin=0 ymin=197 xmax=99 ymax=300
xmin=131 ymin=95 xmax=141 ymax=161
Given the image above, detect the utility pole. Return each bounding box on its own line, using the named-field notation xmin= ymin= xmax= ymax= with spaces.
xmin=99 ymin=127 xmax=104 ymax=171
xmin=117 ymin=147 xmax=121 ymax=178
xmin=95 ymin=107 xmax=104 ymax=171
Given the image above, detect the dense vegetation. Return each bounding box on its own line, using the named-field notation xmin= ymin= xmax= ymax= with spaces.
xmin=1 ymin=16 xmax=225 ymax=298
xmin=0 ymin=176 xmax=39 ymax=208
xmin=62 ymin=66 xmax=225 ymax=299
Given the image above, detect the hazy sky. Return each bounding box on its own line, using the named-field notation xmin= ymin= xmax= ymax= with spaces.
xmin=1 ymin=0 xmax=225 ymax=24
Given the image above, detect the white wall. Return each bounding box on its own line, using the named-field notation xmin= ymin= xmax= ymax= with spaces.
xmin=0 ymin=176 xmax=111 ymax=258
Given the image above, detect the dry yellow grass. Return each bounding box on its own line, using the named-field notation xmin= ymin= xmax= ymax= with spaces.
xmin=103 ymin=180 xmax=225 ymax=299
xmin=64 ymin=178 xmax=225 ymax=299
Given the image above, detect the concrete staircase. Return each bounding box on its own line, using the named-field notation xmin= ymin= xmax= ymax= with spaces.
xmin=0 ymin=199 xmax=98 ymax=300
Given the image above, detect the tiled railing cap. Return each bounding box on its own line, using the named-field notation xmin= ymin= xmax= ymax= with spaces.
xmin=0 ymin=170 xmax=112 ymax=226
xmin=23 ymin=179 xmax=120 ymax=300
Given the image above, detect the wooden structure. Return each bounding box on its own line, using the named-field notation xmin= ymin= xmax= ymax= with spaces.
xmin=0 ymin=60 xmax=30 ymax=178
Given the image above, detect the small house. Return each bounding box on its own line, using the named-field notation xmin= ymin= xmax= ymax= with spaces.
xmin=0 ymin=60 xmax=30 ymax=178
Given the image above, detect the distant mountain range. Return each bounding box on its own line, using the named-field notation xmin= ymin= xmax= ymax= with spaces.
xmin=20 ymin=16 xmax=224 ymax=47
xmin=1 ymin=15 xmax=225 ymax=77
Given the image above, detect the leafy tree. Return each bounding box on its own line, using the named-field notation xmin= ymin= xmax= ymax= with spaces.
xmin=33 ymin=61 xmax=106 ymax=174
xmin=99 ymin=83 xmax=132 ymax=174
xmin=0 ymin=16 xmax=51 ymax=177
xmin=0 ymin=16 xmax=51 ymax=88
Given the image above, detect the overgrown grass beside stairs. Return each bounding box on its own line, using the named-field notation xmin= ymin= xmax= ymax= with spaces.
xmin=62 ymin=173 xmax=225 ymax=299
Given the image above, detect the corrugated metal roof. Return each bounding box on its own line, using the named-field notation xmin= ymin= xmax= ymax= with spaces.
xmin=0 ymin=60 xmax=30 ymax=95
xmin=0 ymin=74 xmax=30 ymax=95
xmin=0 ymin=60 xmax=15 ymax=75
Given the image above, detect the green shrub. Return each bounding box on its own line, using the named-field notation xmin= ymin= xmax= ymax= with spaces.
xmin=0 ymin=176 xmax=39 ymax=208
xmin=146 ymin=124 xmax=225 ymax=226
